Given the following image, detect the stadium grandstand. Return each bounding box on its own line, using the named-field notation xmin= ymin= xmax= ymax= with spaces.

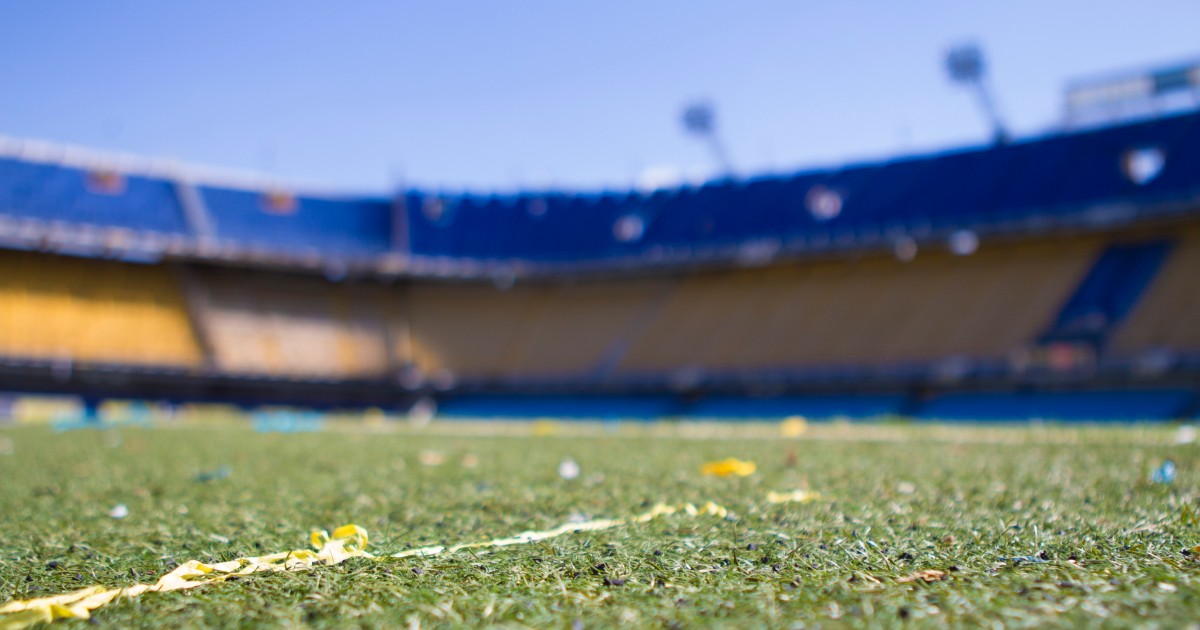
xmin=1 ymin=105 xmax=1199 ymax=422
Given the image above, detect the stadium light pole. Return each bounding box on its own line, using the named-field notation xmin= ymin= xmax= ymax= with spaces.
xmin=945 ymin=44 xmax=1010 ymax=144
xmin=681 ymin=101 xmax=734 ymax=178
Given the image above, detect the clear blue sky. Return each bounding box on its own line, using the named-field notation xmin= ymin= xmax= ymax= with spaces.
xmin=1 ymin=1 xmax=1196 ymax=193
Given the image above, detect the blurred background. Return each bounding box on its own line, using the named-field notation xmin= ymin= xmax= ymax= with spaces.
xmin=0 ymin=0 xmax=1198 ymax=427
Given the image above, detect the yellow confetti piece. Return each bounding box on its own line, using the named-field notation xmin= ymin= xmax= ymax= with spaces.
xmin=780 ymin=416 xmax=808 ymax=437
xmin=0 ymin=525 xmax=372 ymax=628
xmin=0 ymin=492 xmax=818 ymax=628
xmin=701 ymin=457 xmax=757 ymax=477
xmin=531 ymin=419 xmax=560 ymax=436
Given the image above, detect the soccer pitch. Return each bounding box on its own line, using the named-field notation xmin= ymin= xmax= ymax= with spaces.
xmin=0 ymin=422 xmax=1197 ymax=627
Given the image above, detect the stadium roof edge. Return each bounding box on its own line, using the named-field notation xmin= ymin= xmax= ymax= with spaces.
xmin=414 ymin=107 xmax=1200 ymax=200
xmin=2 ymin=105 xmax=1199 ymax=202
xmin=0 ymin=134 xmax=366 ymax=198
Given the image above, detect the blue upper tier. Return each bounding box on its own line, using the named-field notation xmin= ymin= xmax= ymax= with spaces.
xmin=403 ymin=110 xmax=1200 ymax=261
xmin=198 ymin=187 xmax=393 ymax=256
xmin=0 ymin=158 xmax=190 ymax=234
xmin=2 ymin=109 xmax=1198 ymax=262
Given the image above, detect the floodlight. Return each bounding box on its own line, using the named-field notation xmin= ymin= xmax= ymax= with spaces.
xmin=946 ymin=45 xmax=985 ymax=84
xmin=944 ymin=43 xmax=1009 ymax=143
xmin=683 ymin=102 xmax=715 ymax=136
xmin=680 ymin=100 xmax=733 ymax=176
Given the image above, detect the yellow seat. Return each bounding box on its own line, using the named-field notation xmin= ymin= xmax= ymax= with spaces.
xmin=0 ymin=251 xmax=202 ymax=367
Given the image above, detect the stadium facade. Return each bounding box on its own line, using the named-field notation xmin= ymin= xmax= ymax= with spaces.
xmin=1 ymin=109 xmax=1198 ymax=421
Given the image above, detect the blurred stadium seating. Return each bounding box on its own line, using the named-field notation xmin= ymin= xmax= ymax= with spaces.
xmin=1110 ymin=229 xmax=1200 ymax=354
xmin=405 ymin=279 xmax=670 ymax=380
xmin=198 ymin=187 xmax=393 ymax=257
xmin=1040 ymin=240 xmax=1171 ymax=346
xmin=616 ymin=239 xmax=1099 ymax=373
xmin=0 ymin=157 xmax=190 ymax=235
xmin=0 ymin=109 xmax=1198 ymax=421
xmin=0 ymin=250 xmax=200 ymax=366
xmin=401 ymin=110 xmax=1200 ymax=262
xmin=190 ymin=267 xmax=391 ymax=378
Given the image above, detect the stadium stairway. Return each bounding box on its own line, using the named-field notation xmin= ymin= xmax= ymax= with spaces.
xmin=1109 ymin=230 xmax=1200 ymax=356
xmin=1041 ymin=240 xmax=1173 ymax=348
xmin=173 ymin=179 xmax=216 ymax=241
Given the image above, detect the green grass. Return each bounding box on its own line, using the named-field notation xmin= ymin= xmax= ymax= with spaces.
xmin=1 ymin=421 xmax=1198 ymax=628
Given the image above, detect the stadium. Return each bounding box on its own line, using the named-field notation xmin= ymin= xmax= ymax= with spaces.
xmin=3 ymin=5 xmax=1200 ymax=626
xmin=0 ymin=93 xmax=1198 ymax=421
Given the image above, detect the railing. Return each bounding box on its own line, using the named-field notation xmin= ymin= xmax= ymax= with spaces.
xmin=1 ymin=187 xmax=1197 ymax=281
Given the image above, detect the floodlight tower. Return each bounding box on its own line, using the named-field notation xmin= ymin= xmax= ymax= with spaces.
xmin=945 ymin=44 xmax=1009 ymax=144
xmin=681 ymin=101 xmax=734 ymax=177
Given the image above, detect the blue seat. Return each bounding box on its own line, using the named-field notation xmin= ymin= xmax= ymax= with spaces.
xmin=1135 ymin=112 xmax=1200 ymax=196
xmin=201 ymin=186 xmax=393 ymax=256
xmin=0 ymin=159 xmax=189 ymax=234
xmin=399 ymin=110 xmax=1200 ymax=261
xmin=8 ymin=108 xmax=1200 ymax=263
xmin=905 ymin=145 xmax=1021 ymax=228
xmin=836 ymin=157 xmax=941 ymax=227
